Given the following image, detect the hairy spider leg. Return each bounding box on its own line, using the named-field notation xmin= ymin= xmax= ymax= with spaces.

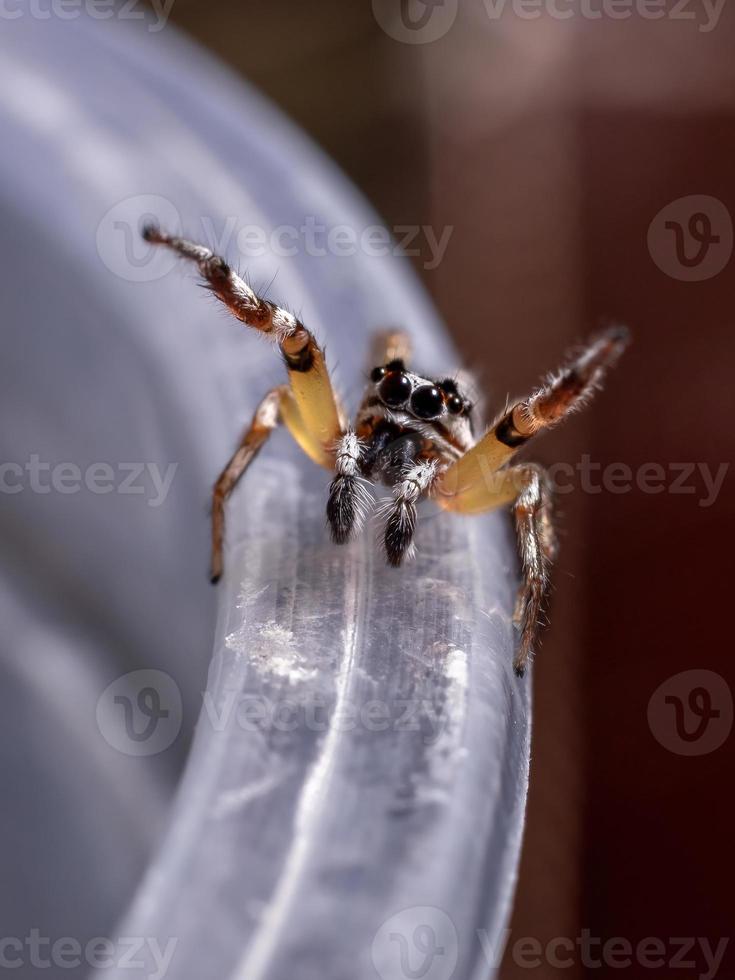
xmin=471 ymin=463 xmax=559 ymax=676
xmin=435 ymin=327 xmax=629 ymax=513
xmin=210 ymin=386 xmax=321 ymax=583
xmin=435 ymin=327 xmax=629 ymax=675
xmin=369 ymin=328 xmax=413 ymax=367
xmin=143 ymin=225 xmax=344 ymax=468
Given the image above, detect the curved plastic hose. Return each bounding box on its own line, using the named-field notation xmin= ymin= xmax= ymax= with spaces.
xmin=0 ymin=10 xmax=530 ymax=980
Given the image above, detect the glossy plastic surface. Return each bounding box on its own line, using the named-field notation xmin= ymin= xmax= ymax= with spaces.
xmin=0 ymin=11 xmax=530 ymax=980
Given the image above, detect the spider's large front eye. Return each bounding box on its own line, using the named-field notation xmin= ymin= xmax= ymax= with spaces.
xmin=410 ymin=385 xmax=444 ymax=420
xmin=378 ymin=372 xmax=412 ymax=407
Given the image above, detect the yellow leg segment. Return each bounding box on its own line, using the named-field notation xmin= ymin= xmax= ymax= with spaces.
xmin=435 ymin=436 xmax=518 ymax=514
xmin=282 ymin=341 xmax=344 ymax=465
xmin=142 ymin=225 xmax=345 ymax=463
xmin=369 ymin=329 xmax=413 ymax=367
xmin=279 ymin=383 xmax=336 ymax=470
xmin=436 ymin=326 xmax=629 ymax=513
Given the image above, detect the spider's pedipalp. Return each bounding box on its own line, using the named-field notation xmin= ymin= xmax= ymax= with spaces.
xmin=326 ymin=432 xmax=373 ymax=544
xmin=382 ymin=459 xmax=438 ymax=567
xmin=383 ymin=499 xmax=417 ymax=567
xmin=326 ymin=476 xmax=373 ymax=544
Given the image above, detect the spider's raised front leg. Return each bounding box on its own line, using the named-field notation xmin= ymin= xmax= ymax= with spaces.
xmin=143 ymin=225 xmax=344 ymax=468
xmin=435 ymin=327 xmax=629 ymax=511
xmin=435 ymin=327 xmax=629 ymax=673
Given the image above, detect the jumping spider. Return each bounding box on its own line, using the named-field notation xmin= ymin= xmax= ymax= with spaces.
xmin=143 ymin=224 xmax=629 ymax=676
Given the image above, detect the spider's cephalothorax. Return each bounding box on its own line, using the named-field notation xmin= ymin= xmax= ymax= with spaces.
xmin=325 ymin=356 xmax=476 ymax=566
xmin=143 ymin=224 xmax=629 ymax=675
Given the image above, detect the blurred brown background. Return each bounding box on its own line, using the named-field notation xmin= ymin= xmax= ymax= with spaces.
xmin=147 ymin=2 xmax=734 ymax=975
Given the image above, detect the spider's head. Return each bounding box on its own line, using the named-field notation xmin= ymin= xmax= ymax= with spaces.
xmin=370 ymin=359 xmax=474 ymax=437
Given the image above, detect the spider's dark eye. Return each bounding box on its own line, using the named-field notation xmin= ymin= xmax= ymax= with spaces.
xmin=410 ymin=385 xmax=444 ymax=420
xmin=378 ymin=372 xmax=412 ymax=407
xmin=447 ymin=394 xmax=463 ymax=415
xmin=370 ymin=366 xmax=387 ymax=383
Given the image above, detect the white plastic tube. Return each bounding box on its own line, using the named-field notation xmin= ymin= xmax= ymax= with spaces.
xmin=0 ymin=10 xmax=530 ymax=980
